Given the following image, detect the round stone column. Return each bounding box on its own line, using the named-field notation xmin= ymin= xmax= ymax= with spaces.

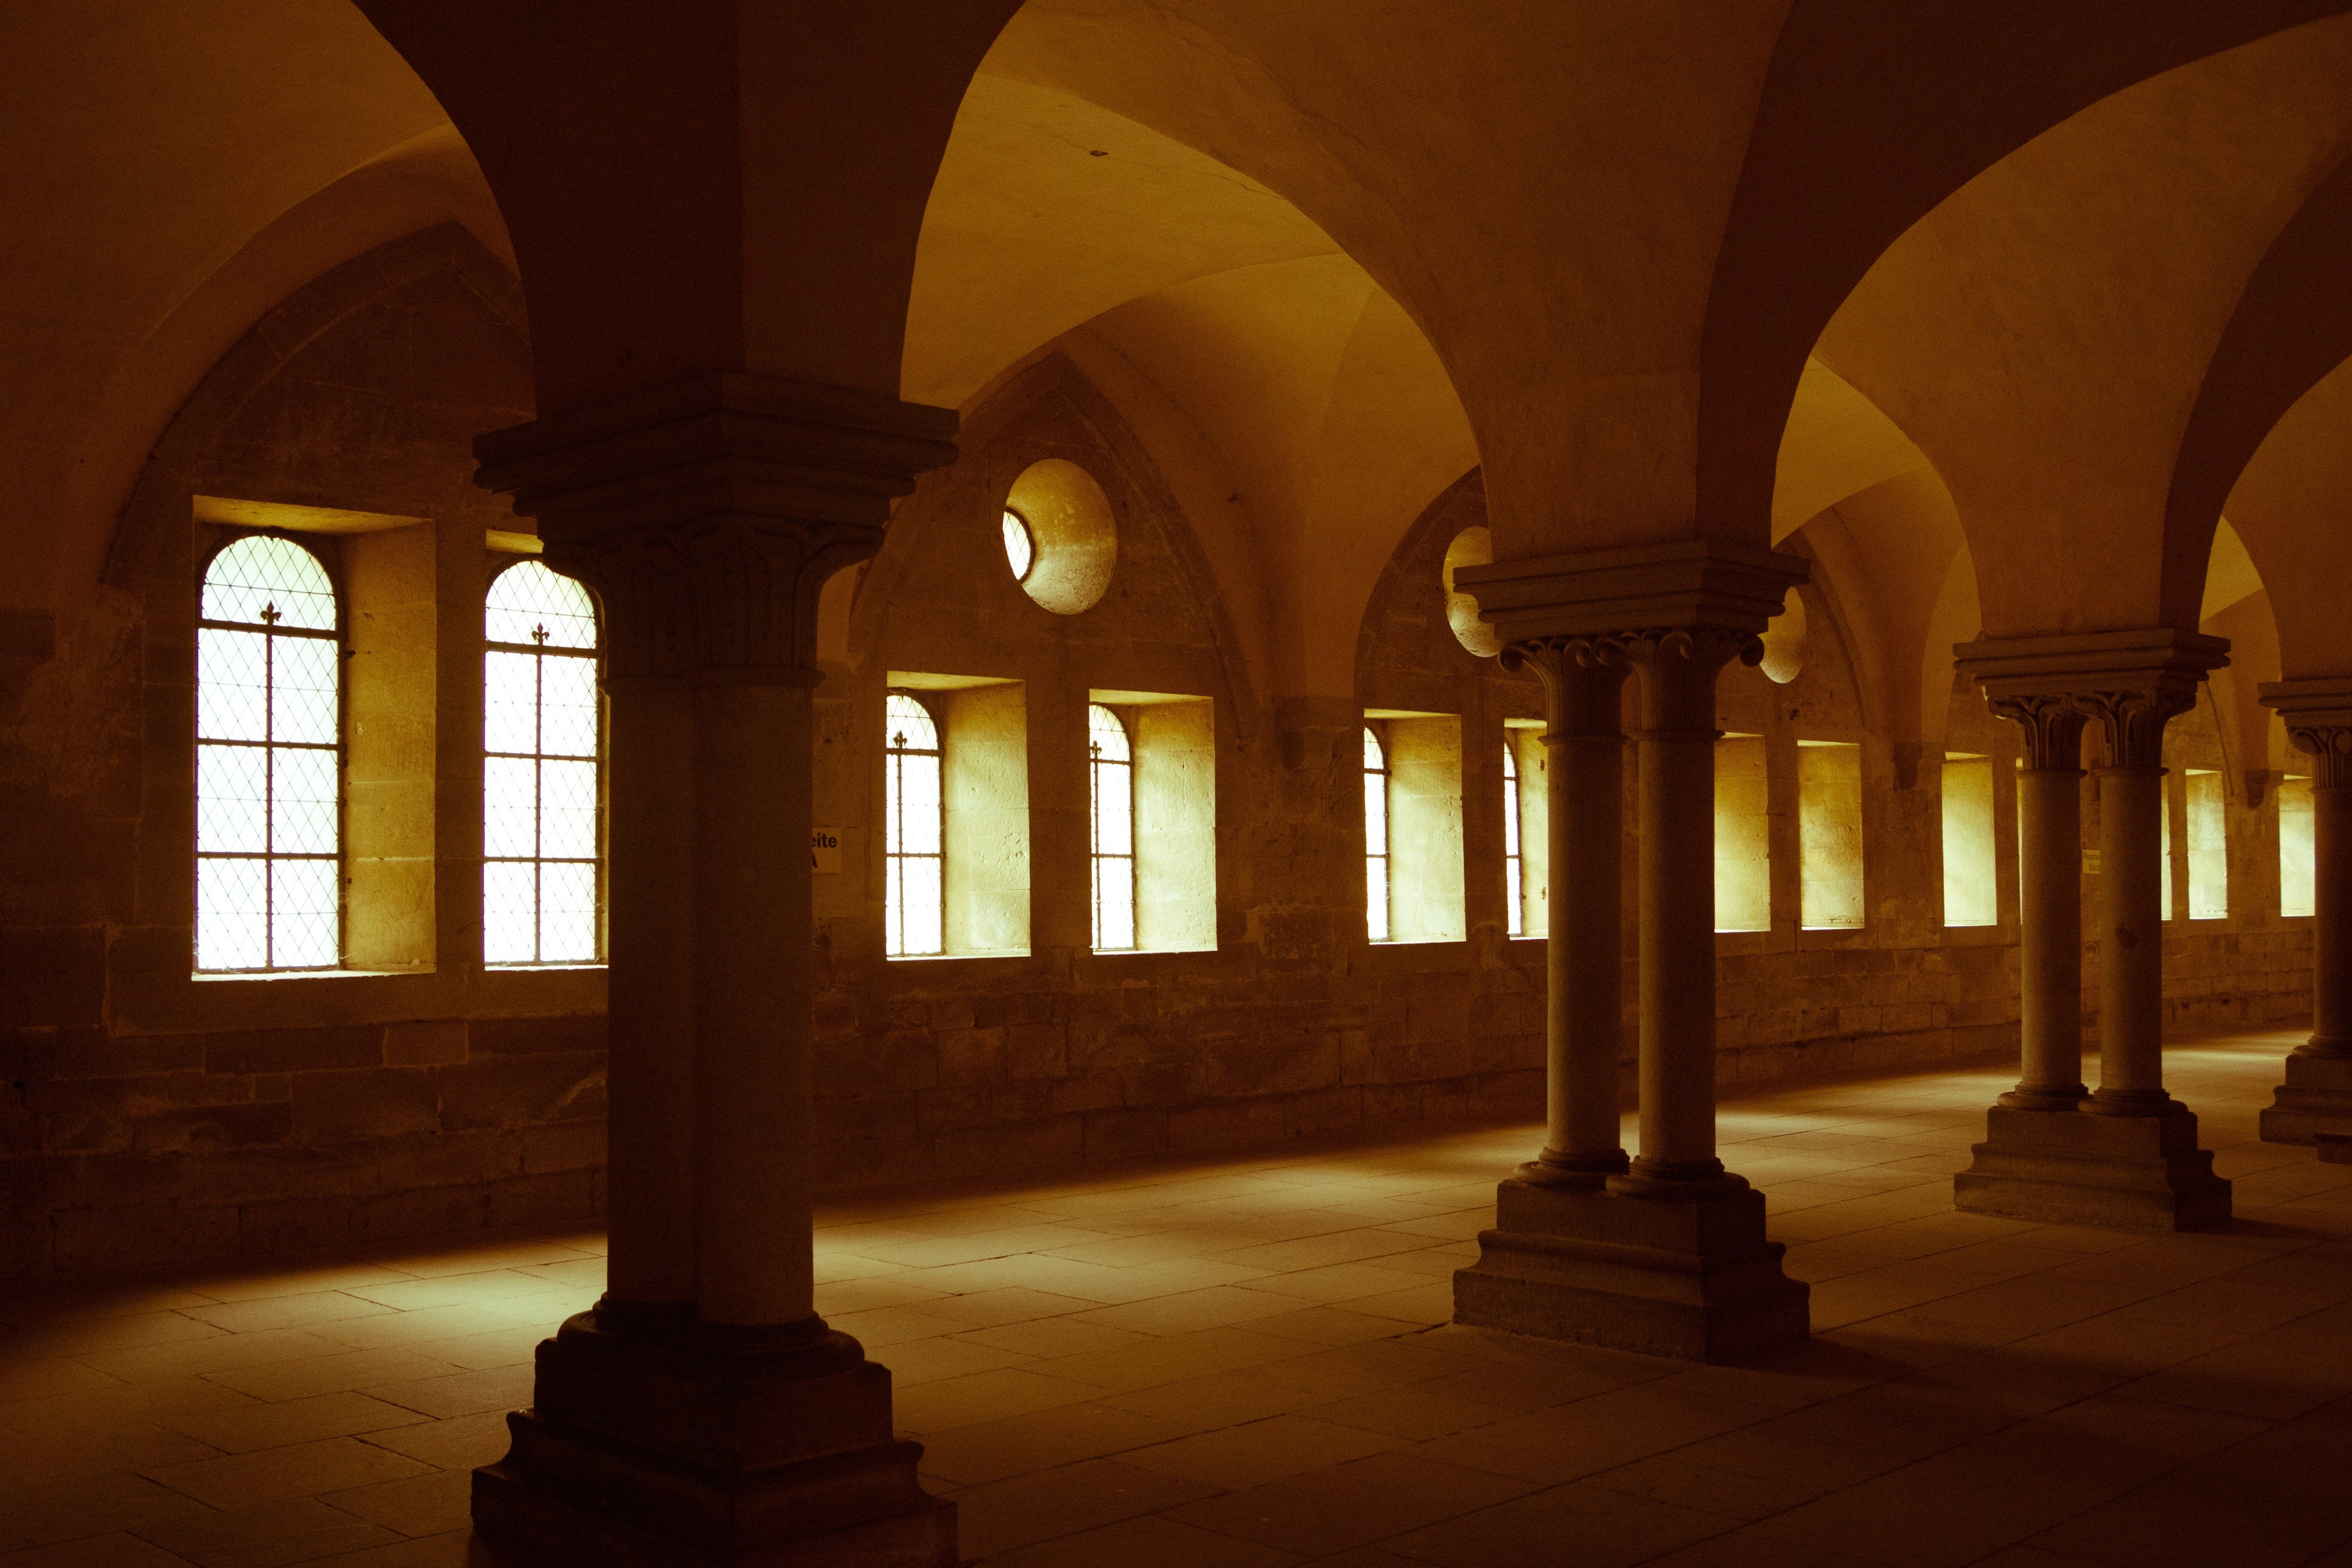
xmin=2294 ymin=725 xmax=2352 ymax=1058
xmin=1614 ymin=628 xmax=1760 ymax=1196
xmin=2255 ymin=686 xmax=2352 ymax=1145
xmin=1504 ymin=639 xmax=1629 ymax=1185
xmin=1991 ymin=696 xmax=2090 ymax=1111
xmin=2085 ymin=692 xmax=2191 ymax=1115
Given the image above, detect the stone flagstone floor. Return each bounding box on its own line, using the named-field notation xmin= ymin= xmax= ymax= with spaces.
xmin=7 ymin=1027 xmax=2352 ymax=1565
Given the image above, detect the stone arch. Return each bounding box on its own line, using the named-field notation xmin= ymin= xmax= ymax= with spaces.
xmin=2164 ymin=149 xmax=2352 ymax=634
xmin=1698 ymin=0 xmax=2351 ymax=548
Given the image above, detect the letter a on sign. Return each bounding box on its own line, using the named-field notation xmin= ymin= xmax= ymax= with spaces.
xmin=812 ymin=830 xmax=842 ymax=874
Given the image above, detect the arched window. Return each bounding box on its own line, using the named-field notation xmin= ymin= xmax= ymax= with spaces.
xmin=1089 ymin=704 xmax=1136 ymax=950
xmin=1002 ymin=508 xmax=1035 ymax=582
xmin=483 ymin=561 xmax=602 ymax=965
xmin=885 ymin=693 xmax=944 ymax=956
xmin=1365 ymin=725 xmax=1390 ymax=942
xmin=196 ymin=535 xmax=342 ymax=971
xmin=1503 ymin=741 xmax=1524 ymax=938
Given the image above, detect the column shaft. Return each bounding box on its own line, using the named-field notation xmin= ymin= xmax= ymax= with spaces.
xmin=1636 ymin=726 xmax=1718 ymax=1176
xmin=2094 ymin=765 xmax=2169 ymax=1105
xmin=2313 ymin=779 xmax=2351 ymax=1055
xmin=1511 ymin=644 xmax=1627 ymax=1182
xmin=1617 ymin=631 xmax=1755 ymax=1193
xmin=1552 ymin=731 xmax=1626 ymax=1166
xmin=2010 ymin=759 xmax=2087 ymax=1108
xmin=693 ymin=676 xmax=818 ymax=1327
xmin=2258 ymin=705 xmax=2352 ymax=1142
xmin=600 ymin=675 xmax=698 ymax=1313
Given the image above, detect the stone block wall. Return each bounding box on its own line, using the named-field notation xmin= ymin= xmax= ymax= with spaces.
xmin=0 ymin=1007 xmax=605 ymax=1279
xmin=811 ymin=939 xmax=1546 ymax=1189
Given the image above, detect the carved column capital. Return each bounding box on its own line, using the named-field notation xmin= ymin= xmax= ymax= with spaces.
xmin=1984 ymin=693 xmax=2088 ymax=772
xmin=1613 ymin=625 xmax=1766 ymax=676
xmin=1617 ymin=626 xmax=1764 ymax=733
xmin=1958 ymin=629 xmax=2227 ymax=776
xmin=2079 ymin=687 xmax=2196 ymax=772
xmin=2260 ymin=679 xmax=2352 ymax=791
xmin=1500 ymin=635 xmax=1631 ymax=738
xmin=2288 ymin=724 xmax=2352 ymax=789
xmin=473 ymin=373 xmax=958 ymax=679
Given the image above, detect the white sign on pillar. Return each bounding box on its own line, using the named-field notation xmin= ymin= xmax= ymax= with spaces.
xmin=812 ymin=829 xmax=842 ymax=874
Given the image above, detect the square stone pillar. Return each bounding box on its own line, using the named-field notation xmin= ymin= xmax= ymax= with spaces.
xmin=1952 ymin=631 xmax=2232 ymax=1231
xmin=1448 ymin=541 xmax=1811 ymax=1361
xmin=466 ymin=375 xmax=963 ymax=1567
xmin=2258 ymin=678 xmax=2352 ymax=1143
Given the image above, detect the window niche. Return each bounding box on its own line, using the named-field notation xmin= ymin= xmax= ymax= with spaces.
xmin=2282 ymin=774 xmax=2316 ymax=917
xmin=1090 ymin=690 xmax=1216 ymax=954
xmin=1505 ymin=719 xmax=1548 ymax=939
xmin=2184 ymin=768 xmax=2227 ymax=920
xmin=1798 ymin=739 xmax=1865 ymax=930
xmin=1941 ymin=752 xmax=1998 ymax=928
xmin=343 ymin=522 xmax=440 ymax=972
xmin=886 ymin=673 xmax=1030 ymax=958
xmin=1715 ymin=733 xmax=1771 ymax=933
xmin=193 ymin=498 xmax=447 ymax=977
xmin=1366 ymin=710 xmax=1466 ymax=944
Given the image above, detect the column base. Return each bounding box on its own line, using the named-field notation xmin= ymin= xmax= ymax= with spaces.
xmin=472 ymin=1312 xmax=956 ymax=1568
xmin=1452 ymin=1177 xmax=1809 ymax=1363
xmin=1953 ymin=1104 xmax=2231 ymax=1231
xmin=2259 ymin=1047 xmax=2352 ymax=1145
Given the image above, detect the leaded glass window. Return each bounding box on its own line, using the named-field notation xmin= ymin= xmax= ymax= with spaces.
xmin=483 ymin=561 xmax=602 ymax=964
xmin=1504 ymin=740 xmax=1524 ymax=937
xmin=1003 ymin=508 xmax=1035 ymax=582
xmin=1089 ymin=704 xmax=1135 ymax=951
xmin=1365 ymin=725 xmax=1390 ymax=942
xmin=195 ymin=535 xmax=342 ymax=971
xmin=885 ymin=693 xmax=944 ymax=957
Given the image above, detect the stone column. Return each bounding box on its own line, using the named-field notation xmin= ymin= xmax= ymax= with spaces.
xmin=597 ymin=666 xmax=698 ymax=1321
xmin=468 ymin=375 xmax=964 ymax=1568
xmin=1617 ymin=627 xmax=1755 ymax=1193
xmin=557 ymin=538 xmax=699 ymax=1326
xmin=2258 ymin=680 xmax=2352 ymax=1143
xmin=1990 ymin=697 xmax=2090 ymax=1112
xmin=2083 ymin=692 xmax=2189 ymax=1115
xmin=1503 ymin=638 xmax=1628 ymax=1184
xmin=1451 ymin=541 xmax=1809 ymax=1362
xmin=1953 ymin=631 xmax=2230 ymax=1231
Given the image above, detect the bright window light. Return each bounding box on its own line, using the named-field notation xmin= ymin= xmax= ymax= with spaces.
xmin=1940 ymin=753 xmax=1997 ymax=927
xmin=885 ymin=693 xmax=944 ymax=956
xmin=195 ymin=535 xmax=341 ymax=971
xmin=1089 ymin=704 xmax=1136 ymax=950
xmin=2282 ymin=776 xmax=2315 ymax=917
xmin=483 ymin=561 xmax=602 ymax=965
xmin=1365 ymin=726 xmax=1391 ymax=941
xmin=1002 ymin=508 xmax=1035 ymax=582
xmin=1503 ymin=740 xmax=1524 ymax=937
